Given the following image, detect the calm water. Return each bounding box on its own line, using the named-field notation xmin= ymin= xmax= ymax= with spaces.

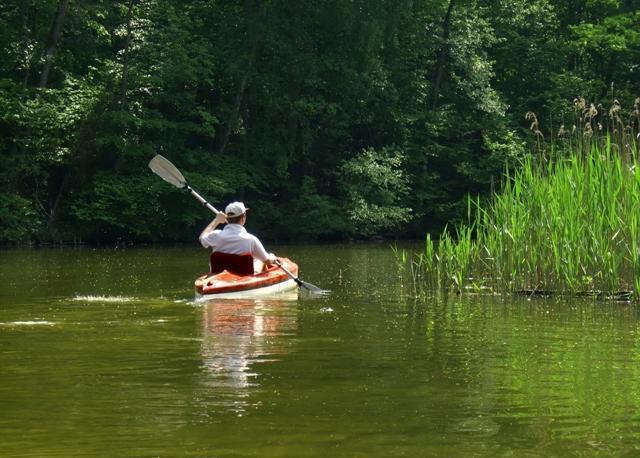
xmin=1 ymin=244 xmax=640 ymax=457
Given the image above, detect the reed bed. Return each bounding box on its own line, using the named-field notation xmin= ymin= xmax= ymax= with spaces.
xmin=396 ymin=99 xmax=640 ymax=300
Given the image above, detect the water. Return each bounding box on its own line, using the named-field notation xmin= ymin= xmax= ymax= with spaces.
xmin=1 ymin=244 xmax=640 ymax=457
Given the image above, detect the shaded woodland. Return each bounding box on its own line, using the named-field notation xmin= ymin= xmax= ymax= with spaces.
xmin=1 ymin=0 xmax=639 ymax=243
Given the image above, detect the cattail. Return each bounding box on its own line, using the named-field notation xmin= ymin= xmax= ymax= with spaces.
xmin=610 ymin=99 xmax=621 ymax=117
xmin=525 ymin=112 xmax=539 ymax=131
xmin=558 ymin=124 xmax=566 ymax=137
xmin=584 ymin=123 xmax=593 ymax=137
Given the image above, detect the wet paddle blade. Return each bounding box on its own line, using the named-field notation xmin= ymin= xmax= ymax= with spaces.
xmin=299 ymin=281 xmax=331 ymax=297
xmin=149 ymin=155 xmax=187 ymax=188
xmin=275 ymin=260 xmax=329 ymax=297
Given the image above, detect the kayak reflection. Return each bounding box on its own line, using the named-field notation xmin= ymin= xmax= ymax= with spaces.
xmin=200 ymin=295 xmax=298 ymax=400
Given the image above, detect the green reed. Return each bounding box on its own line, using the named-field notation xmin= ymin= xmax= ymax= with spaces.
xmin=395 ymin=134 xmax=640 ymax=299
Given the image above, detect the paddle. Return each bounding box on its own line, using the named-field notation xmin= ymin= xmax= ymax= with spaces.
xmin=149 ymin=154 xmax=329 ymax=296
xmin=275 ymin=259 xmax=329 ymax=296
xmin=149 ymin=154 xmax=221 ymax=214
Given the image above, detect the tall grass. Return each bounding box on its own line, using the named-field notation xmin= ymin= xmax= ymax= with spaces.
xmin=397 ymin=99 xmax=640 ymax=300
xmin=482 ymin=148 xmax=638 ymax=295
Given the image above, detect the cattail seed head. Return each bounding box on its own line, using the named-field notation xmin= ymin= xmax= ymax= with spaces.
xmin=525 ymin=112 xmax=539 ymax=131
xmin=558 ymin=124 xmax=566 ymax=137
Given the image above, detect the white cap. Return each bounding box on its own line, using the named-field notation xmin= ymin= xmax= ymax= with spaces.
xmin=225 ymin=201 xmax=249 ymax=217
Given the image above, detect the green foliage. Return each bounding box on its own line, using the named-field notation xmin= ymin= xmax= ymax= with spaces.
xmin=65 ymin=171 xmax=234 ymax=242
xmin=0 ymin=194 xmax=40 ymax=241
xmin=255 ymin=177 xmax=344 ymax=241
xmin=0 ymin=0 xmax=638 ymax=243
xmin=340 ymin=147 xmax=411 ymax=236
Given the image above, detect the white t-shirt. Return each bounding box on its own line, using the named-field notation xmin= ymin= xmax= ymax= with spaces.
xmin=199 ymin=224 xmax=270 ymax=262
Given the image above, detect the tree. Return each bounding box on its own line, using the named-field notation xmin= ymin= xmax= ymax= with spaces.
xmin=1 ymin=0 xmax=638 ymax=243
xmin=39 ymin=0 xmax=69 ymax=88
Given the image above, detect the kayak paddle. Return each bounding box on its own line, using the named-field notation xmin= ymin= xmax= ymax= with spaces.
xmin=149 ymin=154 xmax=221 ymax=214
xmin=149 ymin=154 xmax=329 ymax=296
xmin=275 ymin=260 xmax=329 ymax=296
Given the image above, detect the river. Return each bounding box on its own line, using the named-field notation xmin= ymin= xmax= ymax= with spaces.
xmin=1 ymin=244 xmax=639 ymax=457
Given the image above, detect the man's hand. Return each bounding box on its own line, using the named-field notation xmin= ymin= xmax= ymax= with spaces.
xmin=214 ymin=211 xmax=228 ymax=225
xmin=199 ymin=212 xmax=228 ymax=247
xmin=266 ymin=253 xmax=278 ymax=264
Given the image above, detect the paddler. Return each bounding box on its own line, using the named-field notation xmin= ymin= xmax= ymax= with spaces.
xmin=199 ymin=201 xmax=278 ymax=274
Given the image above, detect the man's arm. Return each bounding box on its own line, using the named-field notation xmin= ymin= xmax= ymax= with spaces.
xmin=199 ymin=212 xmax=227 ymax=247
xmin=250 ymin=236 xmax=277 ymax=264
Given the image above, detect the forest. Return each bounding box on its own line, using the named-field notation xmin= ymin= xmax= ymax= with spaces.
xmin=1 ymin=0 xmax=639 ymax=243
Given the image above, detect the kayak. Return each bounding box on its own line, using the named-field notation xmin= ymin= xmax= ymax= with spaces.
xmin=195 ymin=257 xmax=299 ymax=300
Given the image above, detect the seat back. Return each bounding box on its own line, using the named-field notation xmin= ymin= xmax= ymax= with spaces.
xmin=210 ymin=251 xmax=254 ymax=275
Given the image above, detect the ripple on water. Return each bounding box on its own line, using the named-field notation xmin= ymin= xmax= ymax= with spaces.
xmin=71 ymin=295 xmax=138 ymax=302
xmin=0 ymin=321 xmax=56 ymax=327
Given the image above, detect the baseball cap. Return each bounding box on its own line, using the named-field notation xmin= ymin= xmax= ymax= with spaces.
xmin=225 ymin=201 xmax=249 ymax=217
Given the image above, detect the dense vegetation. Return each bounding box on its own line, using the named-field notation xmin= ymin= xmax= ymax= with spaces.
xmin=394 ymin=102 xmax=640 ymax=298
xmin=1 ymin=0 xmax=639 ymax=243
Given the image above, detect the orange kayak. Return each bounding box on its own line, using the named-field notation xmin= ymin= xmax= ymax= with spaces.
xmin=195 ymin=257 xmax=299 ymax=300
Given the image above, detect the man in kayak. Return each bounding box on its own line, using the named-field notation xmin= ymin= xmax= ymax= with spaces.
xmin=199 ymin=201 xmax=277 ymax=274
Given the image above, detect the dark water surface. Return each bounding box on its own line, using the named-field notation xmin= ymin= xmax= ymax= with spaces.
xmin=1 ymin=244 xmax=640 ymax=457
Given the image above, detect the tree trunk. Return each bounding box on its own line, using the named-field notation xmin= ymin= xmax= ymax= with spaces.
xmin=217 ymin=54 xmax=254 ymax=155
xmin=20 ymin=1 xmax=32 ymax=85
xmin=430 ymin=0 xmax=455 ymax=109
xmin=47 ymin=171 xmax=69 ymax=229
xmin=217 ymin=0 xmax=262 ymax=155
xmin=39 ymin=0 xmax=70 ymax=89
xmin=120 ymin=0 xmax=135 ymax=107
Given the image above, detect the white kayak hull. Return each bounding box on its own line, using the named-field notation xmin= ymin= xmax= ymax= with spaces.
xmin=195 ymin=277 xmax=298 ymax=301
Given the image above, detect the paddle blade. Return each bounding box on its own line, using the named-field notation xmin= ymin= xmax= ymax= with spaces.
xmin=275 ymin=259 xmax=329 ymax=297
xmin=299 ymin=281 xmax=331 ymax=297
xmin=149 ymin=155 xmax=187 ymax=188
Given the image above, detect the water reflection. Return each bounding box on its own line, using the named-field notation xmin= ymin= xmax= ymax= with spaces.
xmin=199 ymin=295 xmax=298 ymax=409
